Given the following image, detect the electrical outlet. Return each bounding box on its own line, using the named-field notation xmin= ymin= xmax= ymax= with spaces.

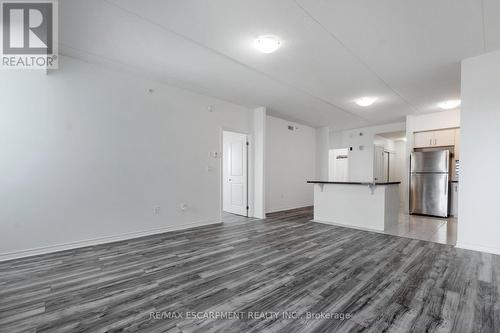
xmin=153 ymin=206 xmax=161 ymax=216
xmin=180 ymin=203 xmax=187 ymax=212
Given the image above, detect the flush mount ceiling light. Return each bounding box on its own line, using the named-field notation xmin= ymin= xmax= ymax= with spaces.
xmin=438 ymin=99 xmax=461 ymax=110
xmin=254 ymin=35 xmax=282 ymax=53
xmin=355 ymin=97 xmax=377 ymax=107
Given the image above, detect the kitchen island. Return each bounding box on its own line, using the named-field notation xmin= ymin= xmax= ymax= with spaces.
xmin=308 ymin=181 xmax=401 ymax=232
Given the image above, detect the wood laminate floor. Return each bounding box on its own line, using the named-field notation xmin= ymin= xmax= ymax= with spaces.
xmin=0 ymin=207 xmax=498 ymax=333
xmin=221 ymin=212 xmax=258 ymax=224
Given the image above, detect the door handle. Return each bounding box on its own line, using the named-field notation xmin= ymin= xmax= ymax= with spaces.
xmin=229 ymin=179 xmax=232 ymax=182
xmin=444 ymin=178 xmax=447 ymax=195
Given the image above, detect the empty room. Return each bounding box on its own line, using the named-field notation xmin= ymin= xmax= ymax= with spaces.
xmin=1 ymin=1 xmax=500 ymax=332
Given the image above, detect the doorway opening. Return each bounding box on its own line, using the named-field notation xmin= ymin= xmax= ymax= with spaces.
xmin=373 ymin=146 xmax=392 ymax=182
xmin=222 ymin=130 xmax=249 ymax=220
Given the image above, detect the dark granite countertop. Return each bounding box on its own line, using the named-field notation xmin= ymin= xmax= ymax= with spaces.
xmin=307 ymin=181 xmax=401 ymax=185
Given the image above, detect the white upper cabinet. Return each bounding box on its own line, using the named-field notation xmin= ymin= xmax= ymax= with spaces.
xmin=433 ymin=129 xmax=456 ymax=147
xmin=414 ymin=129 xmax=457 ymax=148
xmin=414 ymin=131 xmax=435 ymax=148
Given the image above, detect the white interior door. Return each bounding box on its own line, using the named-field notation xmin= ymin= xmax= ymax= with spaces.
xmin=223 ymin=131 xmax=248 ymax=216
xmin=382 ymin=151 xmax=390 ymax=182
xmin=373 ymin=145 xmax=385 ymax=182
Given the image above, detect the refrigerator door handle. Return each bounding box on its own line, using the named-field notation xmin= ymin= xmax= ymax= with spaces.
xmin=444 ymin=177 xmax=448 ymax=195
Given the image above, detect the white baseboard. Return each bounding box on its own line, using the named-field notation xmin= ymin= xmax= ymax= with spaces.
xmin=455 ymin=242 xmax=500 ymax=255
xmin=312 ymin=219 xmax=384 ymax=234
xmin=266 ymin=205 xmax=313 ymax=214
xmin=0 ymin=218 xmax=221 ymax=262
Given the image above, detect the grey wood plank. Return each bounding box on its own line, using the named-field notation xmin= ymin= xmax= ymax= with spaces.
xmin=0 ymin=207 xmax=498 ymax=333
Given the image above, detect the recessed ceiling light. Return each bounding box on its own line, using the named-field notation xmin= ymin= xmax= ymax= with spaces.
xmin=355 ymin=97 xmax=377 ymax=107
xmin=438 ymin=99 xmax=461 ymax=110
xmin=254 ymin=35 xmax=281 ymax=54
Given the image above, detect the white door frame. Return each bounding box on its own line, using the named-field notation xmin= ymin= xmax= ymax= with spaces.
xmin=220 ymin=127 xmax=254 ymax=221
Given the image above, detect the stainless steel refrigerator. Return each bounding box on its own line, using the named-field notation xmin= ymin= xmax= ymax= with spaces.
xmin=410 ymin=150 xmax=449 ymax=217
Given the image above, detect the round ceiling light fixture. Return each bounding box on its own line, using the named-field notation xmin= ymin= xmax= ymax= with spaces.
xmin=438 ymin=99 xmax=461 ymax=110
xmin=355 ymin=97 xmax=377 ymax=107
xmin=254 ymin=35 xmax=282 ymax=54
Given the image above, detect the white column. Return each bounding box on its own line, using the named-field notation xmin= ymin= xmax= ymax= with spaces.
xmin=402 ymin=115 xmax=415 ymax=214
xmin=252 ymin=107 xmax=266 ymax=218
xmin=457 ymin=50 xmax=500 ymax=255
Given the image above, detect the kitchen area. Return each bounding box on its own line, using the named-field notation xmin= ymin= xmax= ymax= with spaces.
xmin=399 ymin=126 xmax=460 ymax=245
xmin=312 ymin=110 xmax=460 ymax=245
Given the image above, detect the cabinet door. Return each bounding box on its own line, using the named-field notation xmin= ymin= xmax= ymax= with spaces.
xmin=434 ymin=129 xmax=455 ymax=147
xmin=414 ymin=131 xmax=434 ymax=148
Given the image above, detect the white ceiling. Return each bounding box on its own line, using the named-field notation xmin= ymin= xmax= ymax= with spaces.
xmin=59 ymin=0 xmax=500 ymax=130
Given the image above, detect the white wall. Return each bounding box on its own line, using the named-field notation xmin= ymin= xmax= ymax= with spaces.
xmin=0 ymin=56 xmax=254 ymax=259
xmin=315 ymin=127 xmax=330 ymax=180
xmin=266 ymin=116 xmax=315 ymax=213
xmin=457 ymin=50 xmax=500 ymax=255
xmin=373 ymin=135 xmax=396 ymax=152
xmin=406 ymin=110 xmax=460 ymax=134
xmin=330 ymin=122 xmax=405 ymax=182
